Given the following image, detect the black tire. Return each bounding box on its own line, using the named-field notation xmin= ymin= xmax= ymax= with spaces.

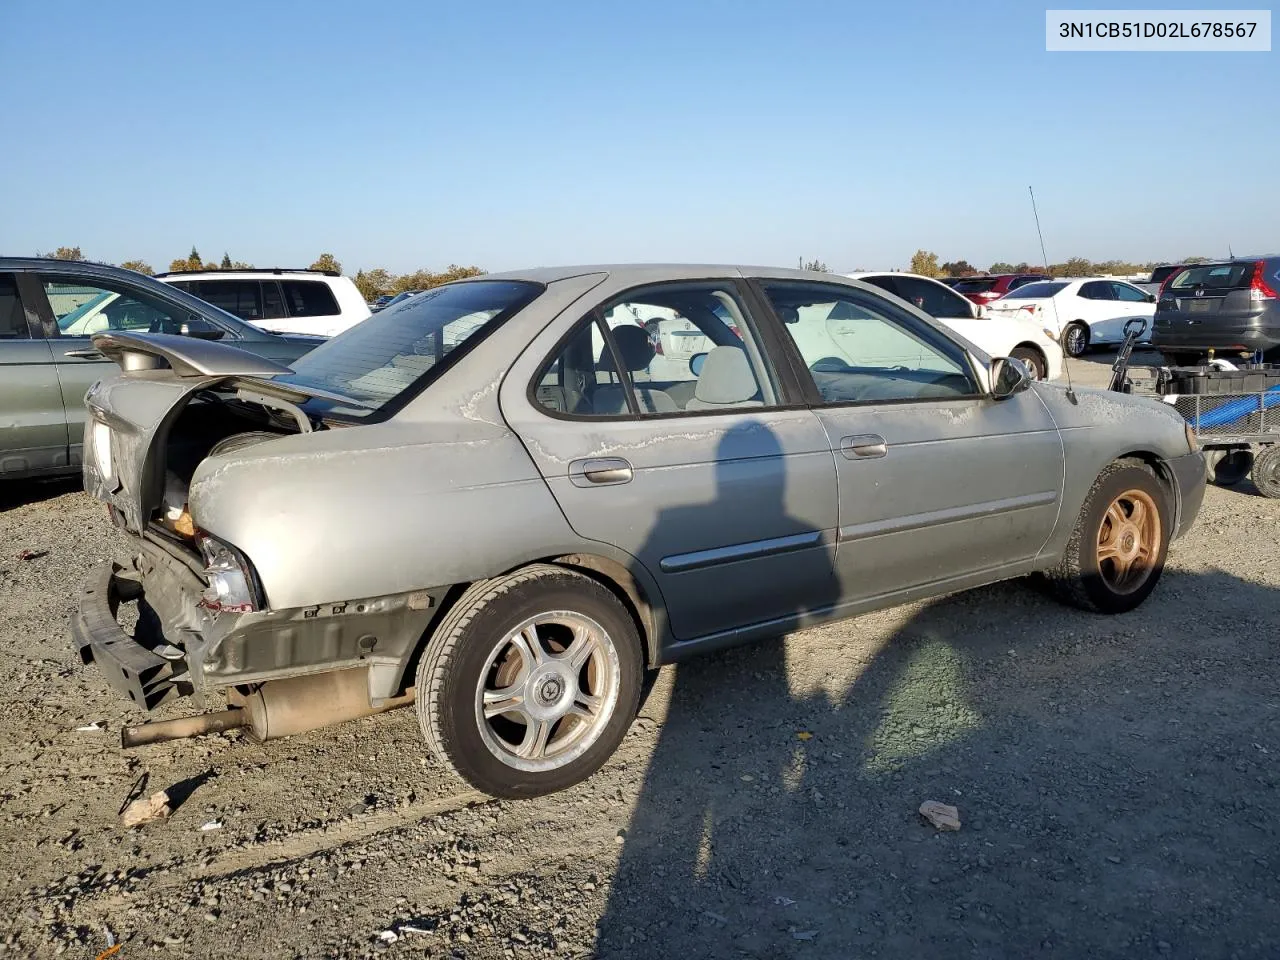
xmin=1044 ymin=461 xmax=1171 ymax=614
xmin=209 ymin=431 xmax=281 ymax=457
xmin=1161 ymin=352 xmax=1200 ymax=367
xmin=1062 ymin=322 xmax=1090 ymax=358
xmin=1207 ymin=449 xmax=1253 ymax=487
xmin=1252 ymin=446 xmax=1280 ymax=499
xmin=415 ymin=564 xmax=643 ymax=799
xmin=1010 ymin=346 xmax=1047 ymax=380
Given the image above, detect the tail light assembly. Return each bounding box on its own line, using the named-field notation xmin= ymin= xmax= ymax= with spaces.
xmin=196 ymin=532 xmax=264 ymax=614
xmin=1250 ymin=260 xmax=1279 ymax=302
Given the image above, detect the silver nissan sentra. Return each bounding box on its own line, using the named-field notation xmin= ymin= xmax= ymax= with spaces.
xmin=72 ymin=265 xmax=1206 ymax=798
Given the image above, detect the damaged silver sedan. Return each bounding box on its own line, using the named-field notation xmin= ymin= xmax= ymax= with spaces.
xmin=73 ymin=266 xmax=1206 ymax=798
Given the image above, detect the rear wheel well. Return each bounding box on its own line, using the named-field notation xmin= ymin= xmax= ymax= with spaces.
xmin=545 ymin=554 xmax=657 ymax=667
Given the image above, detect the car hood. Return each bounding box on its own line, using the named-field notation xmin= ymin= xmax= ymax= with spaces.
xmin=83 ymin=332 xmax=366 ymax=533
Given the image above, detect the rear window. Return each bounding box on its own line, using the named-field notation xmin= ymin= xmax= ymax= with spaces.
xmin=1168 ymin=263 xmax=1253 ymax=291
xmin=281 ymin=280 xmax=341 ymax=317
xmin=1002 ymin=281 xmax=1068 ymax=299
xmin=952 ymin=278 xmax=999 ymax=294
xmin=279 ymin=280 xmax=543 ymax=419
xmin=1149 ymin=265 xmax=1180 ymax=284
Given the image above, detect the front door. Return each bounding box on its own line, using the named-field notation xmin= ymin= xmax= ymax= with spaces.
xmin=503 ymin=279 xmax=840 ymax=643
xmin=0 ymin=274 xmax=68 ymax=477
xmin=757 ymin=279 xmax=1065 ymax=606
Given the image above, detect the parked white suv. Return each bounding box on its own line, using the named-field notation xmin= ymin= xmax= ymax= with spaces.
xmin=156 ymin=268 xmax=370 ymax=337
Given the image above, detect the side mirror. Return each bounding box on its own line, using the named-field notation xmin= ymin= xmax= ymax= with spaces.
xmin=1146 ymin=292 xmax=1156 ymax=303
xmin=179 ymin=318 xmax=225 ymax=341
xmin=990 ymin=356 xmax=1031 ymax=399
xmin=689 ymin=352 xmax=707 ymax=377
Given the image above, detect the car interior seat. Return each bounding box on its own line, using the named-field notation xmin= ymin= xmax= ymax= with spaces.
xmin=592 ymin=325 xmax=679 ymax=415
xmin=685 ymin=345 xmax=763 ymax=410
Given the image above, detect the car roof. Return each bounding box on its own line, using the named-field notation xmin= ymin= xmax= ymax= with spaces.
xmin=154 ymin=268 xmax=342 ymax=279
xmin=470 ymin=264 xmax=846 ymax=285
xmin=0 ymin=257 xmax=275 ymax=337
xmin=845 ymin=270 xmax=957 ymax=288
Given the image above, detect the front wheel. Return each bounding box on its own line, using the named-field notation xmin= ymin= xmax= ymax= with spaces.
xmin=1062 ymin=322 xmax=1090 ymax=358
xmin=415 ymin=564 xmax=643 ymax=798
xmin=1045 ymin=461 xmax=1171 ymax=613
xmin=1252 ymin=445 xmax=1280 ymax=499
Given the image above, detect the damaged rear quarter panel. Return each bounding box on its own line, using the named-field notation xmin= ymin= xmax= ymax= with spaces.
xmin=187 ymin=420 xmax=582 ymax=611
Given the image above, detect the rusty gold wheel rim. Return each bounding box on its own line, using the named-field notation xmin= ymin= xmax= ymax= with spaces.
xmin=1096 ymin=488 xmax=1160 ymax=595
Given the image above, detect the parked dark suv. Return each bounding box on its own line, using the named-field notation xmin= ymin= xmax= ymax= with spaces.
xmin=952 ymin=273 xmax=1051 ymax=306
xmin=1153 ymin=258 xmax=1280 ymax=363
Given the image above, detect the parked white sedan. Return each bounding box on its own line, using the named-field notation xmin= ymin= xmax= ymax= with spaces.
xmin=987 ymin=278 xmax=1157 ymax=358
xmin=847 ymin=272 xmax=1064 ymax=381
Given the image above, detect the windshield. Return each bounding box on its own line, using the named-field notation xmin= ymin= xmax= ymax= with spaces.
xmin=1000 ymin=281 xmax=1067 ymax=300
xmin=56 ymin=291 xmax=116 ymax=332
xmin=278 ymin=280 xmax=542 ymax=418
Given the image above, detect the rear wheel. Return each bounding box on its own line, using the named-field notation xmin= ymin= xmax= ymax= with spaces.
xmin=1252 ymin=445 xmax=1280 ymax=499
xmin=1045 ymin=461 xmax=1170 ymax=613
xmin=415 ymin=564 xmax=643 ymax=798
xmin=1010 ymin=346 xmax=1047 ymax=380
xmin=1062 ymin=322 xmax=1090 ymax=358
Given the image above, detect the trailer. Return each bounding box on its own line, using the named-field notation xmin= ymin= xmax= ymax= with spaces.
xmin=1108 ymin=318 xmax=1280 ymax=498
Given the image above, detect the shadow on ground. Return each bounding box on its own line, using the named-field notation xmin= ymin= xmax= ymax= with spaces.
xmin=596 ymin=565 xmax=1280 ymax=959
xmin=0 ymin=475 xmax=82 ymax=512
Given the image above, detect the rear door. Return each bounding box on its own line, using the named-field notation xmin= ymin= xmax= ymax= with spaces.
xmin=0 ymin=274 xmax=69 ymax=477
xmin=502 ymin=279 xmax=841 ymax=644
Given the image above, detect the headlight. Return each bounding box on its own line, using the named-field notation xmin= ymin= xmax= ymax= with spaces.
xmin=1185 ymin=422 xmax=1200 ymax=453
xmin=196 ymin=533 xmax=263 ymax=613
xmin=92 ymin=421 xmax=112 ymax=479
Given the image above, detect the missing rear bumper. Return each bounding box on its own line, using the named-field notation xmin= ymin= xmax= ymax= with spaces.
xmin=71 ymin=561 xmax=190 ymax=709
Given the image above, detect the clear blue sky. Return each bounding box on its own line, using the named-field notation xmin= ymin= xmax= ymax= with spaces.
xmin=1 ymin=0 xmax=1275 ymax=274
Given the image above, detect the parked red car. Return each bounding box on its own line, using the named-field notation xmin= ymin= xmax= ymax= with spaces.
xmin=952 ymin=274 xmax=1051 ymax=306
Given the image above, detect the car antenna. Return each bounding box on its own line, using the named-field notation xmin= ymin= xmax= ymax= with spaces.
xmin=1029 ymin=185 xmax=1077 ymax=404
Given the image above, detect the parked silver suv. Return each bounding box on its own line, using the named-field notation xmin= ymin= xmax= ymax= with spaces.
xmin=72 ymin=265 xmax=1205 ymax=798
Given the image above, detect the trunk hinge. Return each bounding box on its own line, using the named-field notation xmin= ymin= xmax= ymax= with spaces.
xmin=233 ymin=388 xmax=315 ymax=434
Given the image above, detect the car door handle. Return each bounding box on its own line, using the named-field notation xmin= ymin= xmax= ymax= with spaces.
xmin=569 ymin=457 xmax=634 ymax=487
xmin=62 ymin=349 xmax=103 ymax=359
xmin=840 ymin=434 xmax=887 ymax=459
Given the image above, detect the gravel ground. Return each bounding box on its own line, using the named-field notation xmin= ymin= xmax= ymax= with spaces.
xmin=2 ymin=353 xmax=1279 ymax=959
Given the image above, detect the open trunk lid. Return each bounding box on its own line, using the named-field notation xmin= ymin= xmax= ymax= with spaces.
xmin=82 ymin=332 xmax=365 ymax=534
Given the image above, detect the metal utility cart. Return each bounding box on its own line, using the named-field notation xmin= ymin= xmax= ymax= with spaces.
xmin=1108 ymin=318 xmax=1280 ymax=498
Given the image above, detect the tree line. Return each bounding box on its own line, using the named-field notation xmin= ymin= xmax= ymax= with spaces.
xmin=907 ymin=249 xmax=1214 ymax=279
xmin=36 ymin=246 xmax=485 ymax=302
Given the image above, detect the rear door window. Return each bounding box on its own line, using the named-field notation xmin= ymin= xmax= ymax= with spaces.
xmin=891 ymin=276 xmax=974 ymax=318
xmin=281 ymin=280 xmax=340 ymax=318
xmin=1079 ymin=281 xmax=1114 ymax=300
xmin=194 ymin=280 xmax=264 ymax=321
xmin=0 ymin=274 xmax=27 ymax=339
xmin=261 ymin=280 xmax=286 ymax=320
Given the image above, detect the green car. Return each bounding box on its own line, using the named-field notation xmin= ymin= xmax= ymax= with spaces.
xmin=0 ymin=258 xmax=323 ymax=481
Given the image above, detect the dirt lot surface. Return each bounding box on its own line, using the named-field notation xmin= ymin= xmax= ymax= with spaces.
xmin=3 ymin=354 xmax=1279 ymax=959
